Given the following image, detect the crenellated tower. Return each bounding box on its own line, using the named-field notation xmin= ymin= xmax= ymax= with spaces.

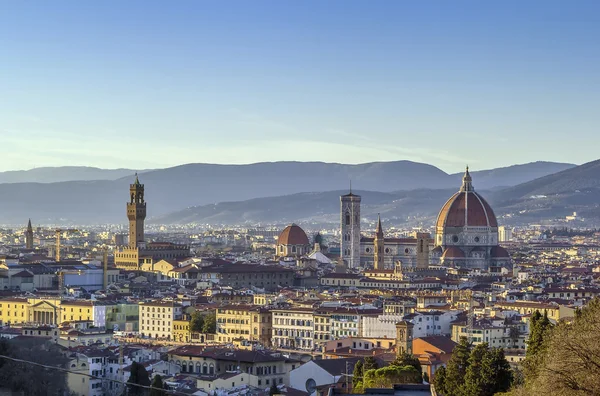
xmin=374 ymin=214 xmax=385 ymax=269
xmin=127 ymin=174 xmax=146 ymax=249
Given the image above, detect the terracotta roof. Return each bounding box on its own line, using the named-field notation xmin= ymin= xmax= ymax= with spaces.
xmin=436 ymin=190 xmax=498 ymax=229
xmin=415 ymin=336 xmax=458 ymax=354
xmin=278 ymin=224 xmax=309 ymax=246
xmin=442 ymin=247 xmax=466 ymax=259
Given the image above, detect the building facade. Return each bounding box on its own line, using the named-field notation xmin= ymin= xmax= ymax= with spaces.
xmin=139 ymin=301 xmax=182 ymax=339
xmin=271 ymin=307 xmax=314 ymax=350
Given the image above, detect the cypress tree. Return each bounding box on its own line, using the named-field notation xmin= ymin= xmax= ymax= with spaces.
xmin=482 ymin=348 xmax=513 ymax=395
xmin=444 ymin=337 xmax=471 ymax=395
xmin=433 ymin=366 xmax=447 ymax=394
xmin=463 ymin=343 xmax=489 ymax=396
xmin=150 ymin=375 xmax=166 ymax=396
xmin=353 ymin=360 xmax=364 ymax=388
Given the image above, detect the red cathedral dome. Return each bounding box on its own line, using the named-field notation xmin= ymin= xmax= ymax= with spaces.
xmin=436 ymin=168 xmax=498 ymax=229
xmin=278 ymin=224 xmax=309 ymax=245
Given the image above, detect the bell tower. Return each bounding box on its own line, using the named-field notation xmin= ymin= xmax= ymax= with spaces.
xmin=127 ymin=174 xmax=146 ymax=249
xmin=26 ymin=219 xmax=34 ymax=250
xmin=396 ymin=320 xmax=414 ymax=356
xmin=340 ymin=187 xmax=361 ymax=269
xmin=374 ymin=214 xmax=385 ymax=270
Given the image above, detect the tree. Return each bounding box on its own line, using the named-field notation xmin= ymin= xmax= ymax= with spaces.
xmin=353 ymin=360 xmax=364 ymax=389
xmin=507 ymin=297 xmax=600 ymax=395
xmin=444 ymin=337 xmax=472 ymax=395
xmin=202 ymin=311 xmax=217 ymax=334
xmin=392 ymin=353 xmax=422 ymax=380
xmin=481 ymin=347 xmax=512 ymax=395
xmin=463 ymin=343 xmax=490 ymax=396
xmin=269 ymin=383 xmax=279 ymax=395
xmin=190 ymin=311 xmax=205 ymax=333
xmin=363 ymin=356 xmax=379 ymax=371
xmin=0 ymin=338 xmax=70 ymax=395
xmin=524 ymin=310 xmax=553 ymax=380
xmin=433 ymin=366 xmax=447 ymax=394
xmin=127 ymin=361 xmax=151 ymax=395
xmin=362 ymin=365 xmax=422 ymax=389
xmin=150 ymin=375 xmax=166 ymax=396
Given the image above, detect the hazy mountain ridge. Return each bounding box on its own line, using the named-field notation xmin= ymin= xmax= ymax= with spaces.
xmin=0 ymin=166 xmax=146 ymax=183
xmin=0 ymin=160 xmax=581 ymax=224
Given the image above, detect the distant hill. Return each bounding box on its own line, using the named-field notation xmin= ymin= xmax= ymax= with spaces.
xmin=151 ymin=189 xmax=457 ymax=226
xmin=0 ymin=160 xmax=581 ymax=224
xmin=485 ymin=159 xmax=600 ymax=223
xmin=450 ymin=161 xmax=575 ymax=189
xmin=0 ymin=166 xmax=145 ymax=183
xmin=492 ymin=159 xmax=600 ymax=200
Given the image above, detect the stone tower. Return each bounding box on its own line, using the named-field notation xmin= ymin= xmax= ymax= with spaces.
xmin=127 ymin=174 xmax=146 ymax=249
xmin=374 ymin=214 xmax=385 ymax=270
xmin=25 ymin=219 xmax=33 ymax=250
xmin=396 ymin=320 xmax=414 ymax=356
xmin=340 ymin=189 xmax=361 ymax=269
xmin=416 ymin=232 xmax=430 ymax=269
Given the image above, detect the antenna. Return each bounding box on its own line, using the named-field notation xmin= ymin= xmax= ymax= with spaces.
xmin=349 ymin=180 xmax=352 ymax=194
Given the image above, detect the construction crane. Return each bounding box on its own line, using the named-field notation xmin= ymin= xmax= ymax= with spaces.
xmin=55 ymin=228 xmax=78 ymax=262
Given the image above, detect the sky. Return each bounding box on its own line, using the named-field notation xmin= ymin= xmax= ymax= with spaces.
xmin=0 ymin=1 xmax=599 ymax=174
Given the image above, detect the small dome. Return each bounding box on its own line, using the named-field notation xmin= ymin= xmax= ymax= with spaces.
xmin=491 ymin=246 xmax=510 ymax=258
xmin=442 ymin=246 xmax=466 ymax=259
xmin=278 ymin=224 xmax=309 ymax=246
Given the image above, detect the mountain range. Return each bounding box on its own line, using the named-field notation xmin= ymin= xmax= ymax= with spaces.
xmin=0 ymin=160 xmax=591 ymax=225
xmin=0 ymin=166 xmax=145 ymax=184
xmin=156 ymin=160 xmax=600 ymax=226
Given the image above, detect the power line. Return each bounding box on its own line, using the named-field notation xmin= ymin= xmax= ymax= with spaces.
xmin=0 ymin=353 xmax=191 ymax=396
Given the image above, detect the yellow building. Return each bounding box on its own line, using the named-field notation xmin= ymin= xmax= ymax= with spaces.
xmin=173 ymin=317 xmax=191 ymax=343
xmin=216 ymin=304 xmax=272 ymax=346
xmin=0 ymin=297 xmax=94 ymax=326
xmin=0 ymin=298 xmax=29 ymax=326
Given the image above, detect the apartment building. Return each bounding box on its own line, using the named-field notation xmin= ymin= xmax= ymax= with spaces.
xmin=271 ymin=307 xmax=314 ymax=350
xmin=216 ymin=304 xmax=272 ymax=345
xmin=139 ymin=301 xmax=182 ymax=339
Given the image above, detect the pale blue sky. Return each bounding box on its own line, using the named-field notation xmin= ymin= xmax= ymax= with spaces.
xmin=0 ymin=1 xmax=598 ymax=173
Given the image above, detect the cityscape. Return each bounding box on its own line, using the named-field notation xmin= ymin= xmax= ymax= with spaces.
xmin=1 ymin=2 xmax=599 ymax=396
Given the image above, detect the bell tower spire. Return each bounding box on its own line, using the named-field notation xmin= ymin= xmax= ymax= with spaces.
xmin=25 ymin=219 xmax=34 ymax=249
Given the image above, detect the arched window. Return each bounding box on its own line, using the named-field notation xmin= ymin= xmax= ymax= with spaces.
xmin=203 ymin=363 xmax=208 ymax=374
xmin=345 ymin=213 xmax=350 ymax=225
xmin=209 ymin=363 xmax=215 ymax=375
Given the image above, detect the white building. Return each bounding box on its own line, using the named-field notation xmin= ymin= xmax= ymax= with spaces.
xmin=139 ymin=301 xmax=182 ymax=340
xmin=290 ymin=358 xmax=361 ymax=396
xmin=271 ymin=307 xmax=314 ymax=350
xmin=408 ymin=310 xmax=462 ymax=338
